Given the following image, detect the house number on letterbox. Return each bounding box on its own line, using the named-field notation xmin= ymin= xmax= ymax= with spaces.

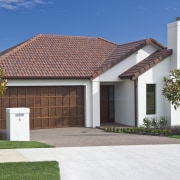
xmin=15 ymin=113 xmax=24 ymax=117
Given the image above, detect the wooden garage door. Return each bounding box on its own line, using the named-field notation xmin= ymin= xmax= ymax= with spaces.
xmin=0 ymin=86 xmax=84 ymax=129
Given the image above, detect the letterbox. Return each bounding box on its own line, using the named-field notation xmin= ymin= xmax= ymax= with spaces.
xmin=6 ymin=108 xmax=30 ymax=141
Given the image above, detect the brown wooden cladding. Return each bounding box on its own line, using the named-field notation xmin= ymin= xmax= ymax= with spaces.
xmin=0 ymin=86 xmax=84 ymax=129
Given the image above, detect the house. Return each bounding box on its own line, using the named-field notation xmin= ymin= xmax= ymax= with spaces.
xmin=0 ymin=18 xmax=180 ymax=129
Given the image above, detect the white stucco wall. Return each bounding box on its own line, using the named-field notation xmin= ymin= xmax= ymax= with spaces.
xmin=94 ymin=45 xmax=158 ymax=82
xmin=168 ymin=20 xmax=180 ymax=69
xmin=167 ymin=19 xmax=180 ymax=125
xmin=137 ymin=57 xmax=171 ymax=126
xmin=171 ymin=106 xmax=180 ymax=125
xmin=115 ymin=80 xmax=135 ymax=126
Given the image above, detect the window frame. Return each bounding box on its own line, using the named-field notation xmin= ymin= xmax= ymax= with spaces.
xmin=146 ymin=84 xmax=156 ymax=115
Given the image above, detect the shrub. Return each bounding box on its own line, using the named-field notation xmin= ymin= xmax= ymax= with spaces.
xmin=159 ymin=117 xmax=168 ymax=129
xmin=143 ymin=118 xmax=151 ymax=129
xmin=151 ymin=118 xmax=159 ymax=129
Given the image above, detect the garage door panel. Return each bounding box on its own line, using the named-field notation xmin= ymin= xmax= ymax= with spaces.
xmin=30 ymin=119 xmax=34 ymax=129
xmin=26 ymin=97 xmax=34 ymax=107
xmin=18 ymin=87 xmax=26 ymax=96
xmin=9 ymin=87 xmax=18 ymax=97
xmin=41 ymin=87 xmax=48 ymax=96
xmin=18 ymin=98 xmax=26 ymax=107
xmin=34 ymin=108 xmax=41 ymax=118
xmin=49 ymin=118 xmax=56 ymax=127
xmin=1 ymin=97 xmax=9 ymax=109
xmin=41 ymin=97 xmax=48 ymax=106
xmin=62 ymin=117 xmax=70 ymax=126
xmin=41 ymin=107 xmax=49 ymax=117
xmin=30 ymin=108 xmax=34 ymax=118
xmin=26 ymin=87 xmax=34 ymax=95
xmin=70 ymin=106 xmax=77 ymax=116
xmin=49 ymin=107 xmax=55 ymax=116
xmin=63 ymin=96 xmax=70 ymax=106
xmin=70 ymin=96 xmax=76 ymax=106
xmin=0 ymin=86 xmax=84 ymax=129
xmin=34 ymin=118 xmax=42 ymax=129
xmin=55 ymin=118 xmax=62 ymax=127
xmin=49 ymin=97 xmax=55 ymax=106
xmin=56 ymin=97 xmax=63 ymax=106
xmin=42 ymin=118 xmax=49 ymax=128
xmin=49 ymin=87 xmax=56 ymax=96
xmin=10 ymin=98 xmax=18 ymax=107
xmin=56 ymin=107 xmax=62 ymax=116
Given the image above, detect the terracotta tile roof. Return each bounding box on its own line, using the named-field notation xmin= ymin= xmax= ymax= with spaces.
xmin=0 ymin=34 xmax=166 ymax=79
xmin=91 ymin=38 xmax=165 ymax=78
xmin=0 ymin=34 xmax=117 ymax=79
xmin=119 ymin=49 xmax=172 ymax=80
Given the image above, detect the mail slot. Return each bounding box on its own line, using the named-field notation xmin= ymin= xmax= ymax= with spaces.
xmin=6 ymin=108 xmax=30 ymax=141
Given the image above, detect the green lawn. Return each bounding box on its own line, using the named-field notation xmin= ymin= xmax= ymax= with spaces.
xmin=171 ymin=135 xmax=180 ymax=139
xmin=0 ymin=161 xmax=60 ymax=180
xmin=0 ymin=140 xmax=54 ymax=149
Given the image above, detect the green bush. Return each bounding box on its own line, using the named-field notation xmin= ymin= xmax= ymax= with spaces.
xmin=160 ymin=117 xmax=168 ymax=129
xmin=143 ymin=118 xmax=151 ymax=129
xmin=151 ymin=118 xmax=159 ymax=129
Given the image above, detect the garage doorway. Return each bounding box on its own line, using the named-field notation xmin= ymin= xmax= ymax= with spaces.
xmin=0 ymin=86 xmax=85 ymax=129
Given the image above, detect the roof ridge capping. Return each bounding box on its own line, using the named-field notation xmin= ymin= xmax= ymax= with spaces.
xmin=146 ymin=38 xmax=166 ymax=49
xmin=120 ymin=38 xmax=165 ymax=48
xmin=97 ymin=37 xmax=118 ymax=46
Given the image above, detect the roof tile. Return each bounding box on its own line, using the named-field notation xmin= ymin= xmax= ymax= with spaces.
xmin=0 ymin=34 xmax=167 ymax=79
xmin=0 ymin=34 xmax=117 ymax=79
xmin=119 ymin=49 xmax=172 ymax=80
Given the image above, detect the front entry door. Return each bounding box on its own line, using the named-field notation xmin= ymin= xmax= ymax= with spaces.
xmin=100 ymin=85 xmax=114 ymax=123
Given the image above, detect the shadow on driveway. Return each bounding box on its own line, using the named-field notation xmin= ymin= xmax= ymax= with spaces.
xmin=30 ymin=127 xmax=180 ymax=147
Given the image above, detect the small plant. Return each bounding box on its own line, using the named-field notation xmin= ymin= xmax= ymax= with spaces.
xmin=167 ymin=130 xmax=172 ymax=136
xmin=143 ymin=117 xmax=151 ymax=129
xmin=160 ymin=117 xmax=168 ymax=129
xmin=151 ymin=118 xmax=159 ymax=129
xmin=153 ymin=129 xmax=159 ymax=135
xmin=114 ymin=127 xmax=119 ymax=133
xmin=163 ymin=130 xmax=169 ymax=136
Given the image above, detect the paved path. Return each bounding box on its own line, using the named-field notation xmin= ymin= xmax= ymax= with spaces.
xmin=1 ymin=145 xmax=180 ymax=180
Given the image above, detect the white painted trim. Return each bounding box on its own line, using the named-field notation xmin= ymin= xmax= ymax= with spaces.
xmin=7 ymin=79 xmax=90 ymax=86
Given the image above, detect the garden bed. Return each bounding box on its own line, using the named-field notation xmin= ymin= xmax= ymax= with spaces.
xmin=104 ymin=127 xmax=173 ymax=136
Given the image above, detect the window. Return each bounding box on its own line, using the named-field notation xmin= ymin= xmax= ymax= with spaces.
xmin=146 ymin=84 xmax=156 ymax=114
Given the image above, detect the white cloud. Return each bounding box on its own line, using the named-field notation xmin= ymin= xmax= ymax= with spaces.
xmin=0 ymin=0 xmax=45 ymax=10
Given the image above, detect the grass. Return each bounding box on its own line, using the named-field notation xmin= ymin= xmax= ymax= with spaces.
xmin=170 ymin=135 xmax=180 ymax=139
xmin=0 ymin=161 xmax=60 ymax=180
xmin=0 ymin=140 xmax=54 ymax=149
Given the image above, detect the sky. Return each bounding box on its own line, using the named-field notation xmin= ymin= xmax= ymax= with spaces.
xmin=0 ymin=0 xmax=180 ymax=52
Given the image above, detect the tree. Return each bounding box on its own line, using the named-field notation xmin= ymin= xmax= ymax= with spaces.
xmin=162 ymin=69 xmax=180 ymax=110
xmin=0 ymin=69 xmax=7 ymax=96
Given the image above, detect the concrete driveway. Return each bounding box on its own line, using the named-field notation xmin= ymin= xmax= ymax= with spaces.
xmin=1 ymin=128 xmax=180 ymax=180
xmin=30 ymin=127 xmax=180 ymax=147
